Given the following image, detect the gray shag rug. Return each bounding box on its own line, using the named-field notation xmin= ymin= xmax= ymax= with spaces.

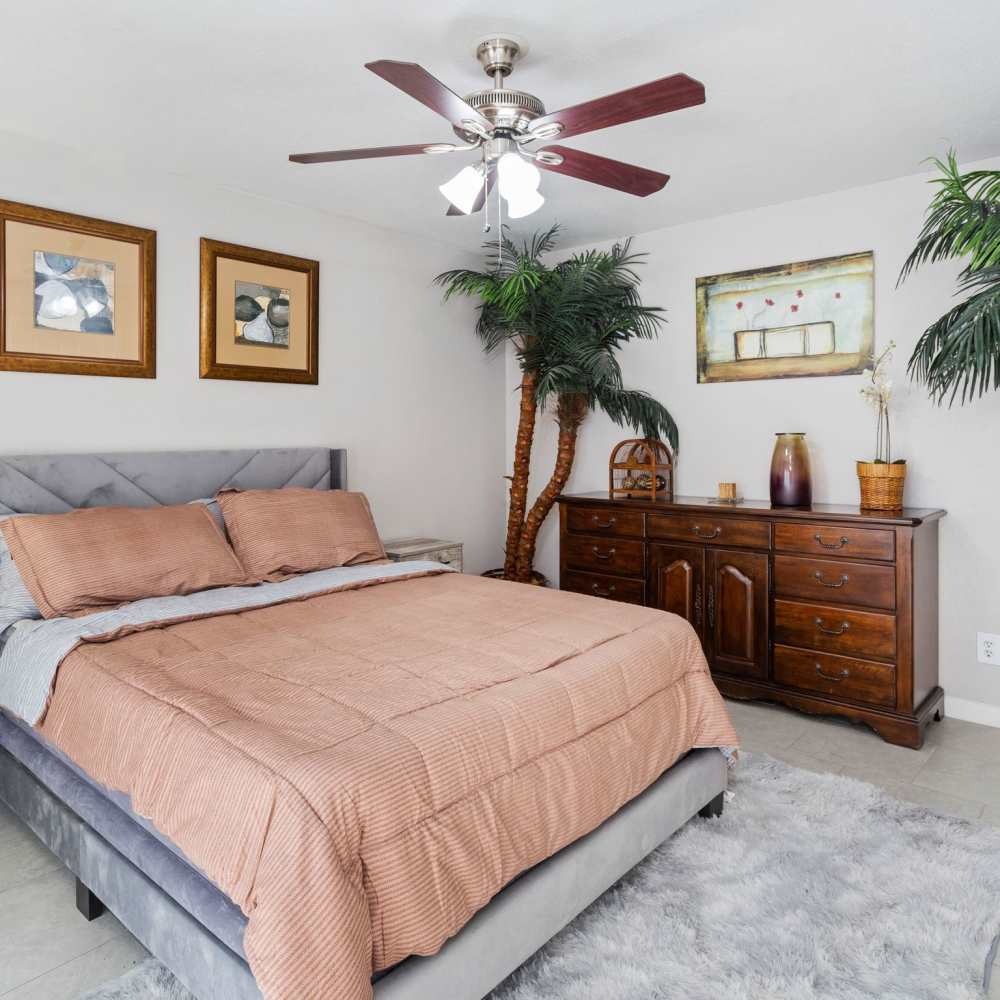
xmin=81 ymin=754 xmax=1000 ymax=1000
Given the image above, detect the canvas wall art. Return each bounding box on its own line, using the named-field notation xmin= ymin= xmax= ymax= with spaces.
xmin=696 ymin=251 xmax=874 ymax=383
xmin=200 ymin=238 xmax=318 ymax=384
xmin=0 ymin=199 xmax=155 ymax=378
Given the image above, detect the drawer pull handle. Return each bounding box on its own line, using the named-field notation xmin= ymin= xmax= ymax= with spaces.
xmin=814 ymin=617 xmax=850 ymax=636
xmin=591 ymin=583 xmax=616 ymax=597
xmin=814 ymin=571 xmax=849 ymax=588
xmin=815 ymin=663 xmax=850 ymax=681
xmin=692 ymin=525 xmax=721 ymax=539
xmin=591 ymin=546 xmax=616 ymax=561
xmin=814 ymin=533 xmax=849 ymax=550
xmin=592 ymin=516 xmax=617 ymax=529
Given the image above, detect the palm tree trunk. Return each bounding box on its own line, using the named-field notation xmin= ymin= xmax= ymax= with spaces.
xmin=503 ymin=370 xmax=537 ymax=579
xmin=514 ymin=394 xmax=587 ymax=583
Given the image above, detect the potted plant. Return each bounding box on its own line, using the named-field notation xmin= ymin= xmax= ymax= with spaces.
xmin=437 ymin=225 xmax=677 ymax=583
xmin=857 ymin=341 xmax=906 ymax=509
xmin=900 ymin=150 xmax=1000 ymax=404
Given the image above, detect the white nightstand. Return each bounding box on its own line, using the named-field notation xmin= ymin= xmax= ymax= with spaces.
xmin=383 ymin=537 xmax=463 ymax=573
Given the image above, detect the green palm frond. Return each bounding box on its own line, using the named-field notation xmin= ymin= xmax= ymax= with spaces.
xmin=592 ymin=386 xmax=679 ymax=452
xmin=907 ymin=268 xmax=1000 ymax=404
xmin=900 ymin=151 xmax=1000 ymax=405
xmin=899 ymin=150 xmax=1000 ymax=283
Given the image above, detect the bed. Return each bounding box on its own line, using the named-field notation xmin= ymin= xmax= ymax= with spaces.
xmin=0 ymin=447 xmax=735 ymax=1000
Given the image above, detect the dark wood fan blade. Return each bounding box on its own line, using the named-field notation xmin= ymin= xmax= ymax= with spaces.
xmin=366 ymin=60 xmax=491 ymax=130
xmin=289 ymin=143 xmax=458 ymax=164
xmin=536 ymin=146 xmax=669 ymax=197
xmin=446 ymin=168 xmax=495 ymax=215
xmin=529 ymin=73 xmax=705 ymax=141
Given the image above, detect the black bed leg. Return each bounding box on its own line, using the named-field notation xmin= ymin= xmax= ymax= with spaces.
xmin=75 ymin=877 xmax=105 ymax=921
xmin=698 ymin=792 xmax=724 ymax=819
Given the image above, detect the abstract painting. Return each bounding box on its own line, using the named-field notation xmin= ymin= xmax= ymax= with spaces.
xmin=33 ymin=252 xmax=115 ymax=334
xmin=234 ymin=281 xmax=290 ymax=348
xmin=200 ymin=238 xmax=318 ymax=384
xmin=0 ymin=198 xmax=155 ymax=378
xmin=696 ymin=252 xmax=874 ymax=383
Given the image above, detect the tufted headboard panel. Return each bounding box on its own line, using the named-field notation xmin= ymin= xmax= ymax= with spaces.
xmin=0 ymin=448 xmax=346 ymax=515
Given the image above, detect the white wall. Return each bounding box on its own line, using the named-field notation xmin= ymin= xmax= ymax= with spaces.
xmin=508 ymin=156 xmax=1000 ymax=720
xmin=0 ymin=131 xmax=505 ymax=574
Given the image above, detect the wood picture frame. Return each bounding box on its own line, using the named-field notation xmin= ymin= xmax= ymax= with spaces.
xmin=199 ymin=238 xmax=319 ymax=384
xmin=0 ymin=199 xmax=156 ymax=378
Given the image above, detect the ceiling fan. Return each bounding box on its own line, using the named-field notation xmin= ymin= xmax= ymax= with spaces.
xmin=289 ymin=35 xmax=705 ymax=221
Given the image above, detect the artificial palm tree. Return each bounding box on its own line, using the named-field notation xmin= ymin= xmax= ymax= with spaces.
xmin=437 ymin=225 xmax=677 ymax=583
xmin=900 ymin=151 xmax=1000 ymax=404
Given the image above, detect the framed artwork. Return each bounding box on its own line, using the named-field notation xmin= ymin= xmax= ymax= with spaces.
xmin=200 ymin=238 xmax=318 ymax=384
xmin=0 ymin=199 xmax=156 ymax=378
xmin=696 ymin=251 xmax=874 ymax=383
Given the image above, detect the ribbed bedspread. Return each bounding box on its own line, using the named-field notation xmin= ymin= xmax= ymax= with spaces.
xmin=36 ymin=570 xmax=737 ymax=999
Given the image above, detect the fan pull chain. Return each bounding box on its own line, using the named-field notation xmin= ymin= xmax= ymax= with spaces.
xmin=482 ymin=153 xmax=490 ymax=235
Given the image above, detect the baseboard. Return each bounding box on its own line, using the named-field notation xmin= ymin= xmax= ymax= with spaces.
xmin=945 ymin=695 xmax=1000 ymax=729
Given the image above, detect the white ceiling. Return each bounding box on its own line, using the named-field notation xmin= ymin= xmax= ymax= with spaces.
xmin=4 ymin=0 xmax=1000 ymax=250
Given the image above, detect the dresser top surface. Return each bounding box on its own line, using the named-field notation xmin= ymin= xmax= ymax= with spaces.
xmin=558 ymin=492 xmax=946 ymax=526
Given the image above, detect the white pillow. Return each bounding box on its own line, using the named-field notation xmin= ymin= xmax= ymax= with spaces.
xmin=0 ymin=515 xmax=42 ymax=630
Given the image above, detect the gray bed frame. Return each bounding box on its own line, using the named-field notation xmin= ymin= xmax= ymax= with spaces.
xmin=0 ymin=448 xmax=728 ymax=1000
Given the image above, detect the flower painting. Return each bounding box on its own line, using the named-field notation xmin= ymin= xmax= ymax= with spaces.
xmin=696 ymin=252 xmax=874 ymax=382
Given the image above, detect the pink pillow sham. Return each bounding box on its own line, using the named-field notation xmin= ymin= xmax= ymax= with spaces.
xmin=0 ymin=504 xmax=251 ymax=619
xmin=216 ymin=488 xmax=386 ymax=582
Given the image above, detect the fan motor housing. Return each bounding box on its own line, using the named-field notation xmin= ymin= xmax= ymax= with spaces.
xmin=455 ymin=88 xmax=545 ymax=140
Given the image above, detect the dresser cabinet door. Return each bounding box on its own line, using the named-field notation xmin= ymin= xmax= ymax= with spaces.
xmin=707 ymin=549 xmax=769 ymax=680
xmin=649 ymin=543 xmax=705 ymax=640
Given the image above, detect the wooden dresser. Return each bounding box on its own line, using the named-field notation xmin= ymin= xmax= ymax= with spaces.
xmin=557 ymin=493 xmax=946 ymax=748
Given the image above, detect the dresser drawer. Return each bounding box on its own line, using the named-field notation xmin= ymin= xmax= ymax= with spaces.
xmin=648 ymin=514 xmax=770 ymax=550
xmin=773 ymin=645 xmax=896 ymax=709
xmin=563 ymin=534 xmax=645 ymax=577
xmin=774 ymin=599 xmax=896 ymax=660
xmin=562 ymin=570 xmax=645 ymax=605
xmin=774 ymin=523 xmax=895 ymax=562
xmin=774 ymin=555 xmax=895 ymax=610
xmin=566 ymin=505 xmax=644 ymax=538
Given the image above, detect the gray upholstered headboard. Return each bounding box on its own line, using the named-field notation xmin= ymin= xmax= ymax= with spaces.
xmin=0 ymin=448 xmax=346 ymax=515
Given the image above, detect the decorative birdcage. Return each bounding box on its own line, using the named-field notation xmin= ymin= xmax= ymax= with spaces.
xmin=608 ymin=439 xmax=673 ymax=500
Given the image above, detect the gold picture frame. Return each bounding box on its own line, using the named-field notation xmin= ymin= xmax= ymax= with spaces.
xmin=0 ymin=199 xmax=156 ymax=378
xmin=696 ymin=251 xmax=874 ymax=383
xmin=200 ymin=238 xmax=319 ymax=384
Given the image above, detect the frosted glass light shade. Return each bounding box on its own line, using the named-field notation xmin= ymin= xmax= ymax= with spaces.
xmin=439 ymin=165 xmax=484 ymax=214
xmin=497 ymin=152 xmax=543 ymax=218
xmin=497 ymin=152 xmax=541 ymax=198
xmin=506 ymin=189 xmax=545 ymax=219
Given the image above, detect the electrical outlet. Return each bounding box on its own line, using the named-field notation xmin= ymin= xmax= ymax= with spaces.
xmin=978 ymin=632 xmax=1000 ymax=665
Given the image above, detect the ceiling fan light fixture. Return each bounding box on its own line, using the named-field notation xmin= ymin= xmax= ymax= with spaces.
xmin=505 ymin=188 xmax=545 ymax=219
xmin=497 ymin=151 xmax=541 ymax=196
xmin=439 ymin=164 xmax=485 ymax=214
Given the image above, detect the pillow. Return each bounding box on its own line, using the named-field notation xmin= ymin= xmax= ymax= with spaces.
xmin=0 ymin=503 xmax=252 ymax=619
xmin=0 ymin=518 xmax=42 ymax=632
xmin=188 ymin=497 xmax=227 ymax=535
xmin=217 ymin=488 xmax=386 ymax=581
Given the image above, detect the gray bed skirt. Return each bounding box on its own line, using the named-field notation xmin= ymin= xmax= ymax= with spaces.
xmin=0 ymin=717 xmax=726 ymax=1000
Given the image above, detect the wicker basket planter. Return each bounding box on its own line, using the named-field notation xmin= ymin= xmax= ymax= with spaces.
xmin=857 ymin=460 xmax=906 ymax=511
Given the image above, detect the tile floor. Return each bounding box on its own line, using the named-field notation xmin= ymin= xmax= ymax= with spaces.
xmin=1 ymin=699 xmax=999 ymax=999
